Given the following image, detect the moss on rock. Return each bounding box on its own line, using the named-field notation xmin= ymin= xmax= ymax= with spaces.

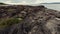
xmin=0 ymin=18 xmax=23 ymax=29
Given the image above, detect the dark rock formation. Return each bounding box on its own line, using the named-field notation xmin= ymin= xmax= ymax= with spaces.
xmin=0 ymin=5 xmax=60 ymax=34
xmin=0 ymin=3 xmax=6 ymax=5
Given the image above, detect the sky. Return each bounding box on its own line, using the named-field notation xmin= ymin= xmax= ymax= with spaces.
xmin=0 ymin=0 xmax=60 ymax=5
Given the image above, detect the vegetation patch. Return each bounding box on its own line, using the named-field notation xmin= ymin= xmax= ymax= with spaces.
xmin=0 ymin=18 xmax=23 ymax=29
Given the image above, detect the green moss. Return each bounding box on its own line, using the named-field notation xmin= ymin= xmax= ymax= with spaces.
xmin=0 ymin=18 xmax=23 ymax=28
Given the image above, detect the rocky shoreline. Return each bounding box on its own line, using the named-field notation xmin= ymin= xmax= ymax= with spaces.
xmin=0 ymin=5 xmax=60 ymax=34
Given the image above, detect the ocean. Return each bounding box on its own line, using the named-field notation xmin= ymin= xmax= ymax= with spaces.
xmin=41 ymin=4 xmax=60 ymax=11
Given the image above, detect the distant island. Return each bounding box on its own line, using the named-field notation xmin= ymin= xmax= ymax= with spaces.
xmin=0 ymin=3 xmax=7 ymax=5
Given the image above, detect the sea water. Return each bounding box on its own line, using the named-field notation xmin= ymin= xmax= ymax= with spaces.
xmin=41 ymin=4 xmax=60 ymax=11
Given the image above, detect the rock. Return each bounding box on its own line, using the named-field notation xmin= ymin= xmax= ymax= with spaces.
xmin=0 ymin=5 xmax=60 ymax=34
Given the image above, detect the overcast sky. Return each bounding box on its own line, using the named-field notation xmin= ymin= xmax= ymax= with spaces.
xmin=0 ymin=0 xmax=60 ymax=5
